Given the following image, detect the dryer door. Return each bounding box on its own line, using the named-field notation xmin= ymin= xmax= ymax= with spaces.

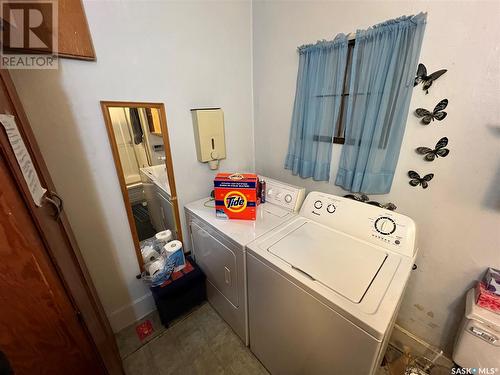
xmin=190 ymin=222 xmax=238 ymax=307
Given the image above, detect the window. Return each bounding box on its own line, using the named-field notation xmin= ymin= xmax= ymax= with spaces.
xmin=334 ymin=39 xmax=355 ymax=144
xmin=286 ymin=13 xmax=426 ymax=190
xmin=312 ymin=39 xmax=354 ymax=145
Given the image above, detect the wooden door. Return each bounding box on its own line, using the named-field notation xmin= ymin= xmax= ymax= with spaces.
xmin=0 ymin=69 xmax=122 ymax=374
xmin=0 ymin=151 xmax=103 ymax=374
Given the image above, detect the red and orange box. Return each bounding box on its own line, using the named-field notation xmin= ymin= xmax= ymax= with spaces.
xmin=214 ymin=173 xmax=258 ymax=220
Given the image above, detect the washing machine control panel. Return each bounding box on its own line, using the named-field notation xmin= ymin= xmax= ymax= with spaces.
xmin=263 ymin=177 xmax=306 ymax=212
xmin=301 ymin=191 xmax=416 ymax=257
xmin=369 ymin=215 xmax=405 ymax=247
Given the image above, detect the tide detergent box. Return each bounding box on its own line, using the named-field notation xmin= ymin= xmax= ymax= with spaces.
xmin=214 ymin=173 xmax=257 ymax=220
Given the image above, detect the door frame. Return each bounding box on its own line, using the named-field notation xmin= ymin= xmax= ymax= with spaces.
xmin=100 ymin=101 xmax=182 ymax=271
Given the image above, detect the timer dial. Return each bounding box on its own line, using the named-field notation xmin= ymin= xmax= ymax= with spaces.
xmin=374 ymin=217 xmax=396 ymax=235
xmin=284 ymin=194 xmax=293 ymax=203
xmin=326 ymin=204 xmax=336 ymax=213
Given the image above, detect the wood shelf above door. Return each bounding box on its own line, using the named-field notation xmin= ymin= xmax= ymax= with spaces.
xmin=1 ymin=0 xmax=96 ymax=60
xmin=57 ymin=0 xmax=96 ymax=60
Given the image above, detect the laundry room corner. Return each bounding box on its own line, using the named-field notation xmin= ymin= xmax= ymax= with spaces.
xmin=2 ymin=0 xmax=499 ymax=373
xmin=252 ymin=0 xmax=500 ymax=359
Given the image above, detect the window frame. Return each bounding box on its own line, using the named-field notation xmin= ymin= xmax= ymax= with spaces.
xmin=312 ymin=39 xmax=355 ymax=145
xmin=333 ymin=39 xmax=355 ymax=144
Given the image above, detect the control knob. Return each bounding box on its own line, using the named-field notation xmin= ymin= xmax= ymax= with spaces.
xmin=326 ymin=204 xmax=336 ymax=213
xmin=374 ymin=217 xmax=396 ymax=235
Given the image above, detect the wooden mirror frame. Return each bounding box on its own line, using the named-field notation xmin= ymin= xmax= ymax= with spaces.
xmin=100 ymin=101 xmax=182 ymax=271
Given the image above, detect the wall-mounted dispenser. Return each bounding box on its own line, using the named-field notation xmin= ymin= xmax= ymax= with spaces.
xmin=191 ymin=108 xmax=226 ymax=170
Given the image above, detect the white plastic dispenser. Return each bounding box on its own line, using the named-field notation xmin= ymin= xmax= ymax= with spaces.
xmin=191 ymin=108 xmax=226 ymax=170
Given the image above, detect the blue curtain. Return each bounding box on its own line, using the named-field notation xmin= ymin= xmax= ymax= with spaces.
xmin=335 ymin=13 xmax=427 ymax=194
xmin=285 ymin=34 xmax=348 ymax=180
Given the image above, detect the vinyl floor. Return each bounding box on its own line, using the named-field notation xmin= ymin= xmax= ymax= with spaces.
xmin=116 ymin=302 xmax=392 ymax=375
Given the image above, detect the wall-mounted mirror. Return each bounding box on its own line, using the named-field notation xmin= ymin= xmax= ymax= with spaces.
xmin=100 ymin=101 xmax=182 ymax=271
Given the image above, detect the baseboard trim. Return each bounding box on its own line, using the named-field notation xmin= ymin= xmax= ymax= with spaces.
xmin=390 ymin=324 xmax=454 ymax=369
xmin=107 ymin=292 xmax=156 ymax=333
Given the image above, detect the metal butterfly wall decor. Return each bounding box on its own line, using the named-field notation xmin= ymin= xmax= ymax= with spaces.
xmin=416 ymin=137 xmax=450 ymax=161
xmin=408 ymin=171 xmax=434 ymax=189
xmin=415 ymin=99 xmax=448 ymax=125
xmin=344 ymin=193 xmax=369 ymax=203
xmin=414 ymin=63 xmax=447 ymax=94
xmin=344 ymin=194 xmax=397 ymax=211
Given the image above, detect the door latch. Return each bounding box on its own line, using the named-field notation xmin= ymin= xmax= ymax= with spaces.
xmin=43 ymin=191 xmax=63 ymax=220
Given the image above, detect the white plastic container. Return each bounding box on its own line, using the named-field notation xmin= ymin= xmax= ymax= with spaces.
xmin=453 ymin=288 xmax=500 ymax=369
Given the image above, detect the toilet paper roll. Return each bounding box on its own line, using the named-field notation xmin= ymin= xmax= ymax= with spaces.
xmin=163 ymin=240 xmax=182 ymax=255
xmin=155 ymin=230 xmax=173 ymax=243
xmin=163 ymin=240 xmax=185 ymax=272
xmin=148 ymin=257 xmax=166 ymax=276
xmin=141 ymin=246 xmax=159 ymax=263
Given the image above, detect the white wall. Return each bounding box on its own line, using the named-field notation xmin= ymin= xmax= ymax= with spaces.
xmin=11 ymin=0 xmax=253 ymax=332
xmin=253 ymin=1 xmax=500 ymax=354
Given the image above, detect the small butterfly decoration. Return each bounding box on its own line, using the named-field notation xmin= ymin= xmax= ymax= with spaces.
xmin=416 ymin=137 xmax=450 ymax=162
xmin=408 ymin=170 xmax=434 ymax=189
xmin=415 ymin=99 xmax=448 ymax=125
xmin=414 ymin=63 xmax=447 ymax=94
xmin=344 ymin=194 xmax=397 ymax=211
xmin=344 ymin=193 xmax=369 ymax=202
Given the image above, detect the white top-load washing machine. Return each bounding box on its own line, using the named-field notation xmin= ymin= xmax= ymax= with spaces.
xmin=246 ymin=191 xmax=417 ymax=375
xmin=184 ymin=177 xmax=305 ymax=344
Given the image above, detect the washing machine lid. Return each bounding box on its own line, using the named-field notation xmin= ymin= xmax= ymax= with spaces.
xmin=267 ymin=222 xmax=387 ymax=303
xmin=262 ymin=203 xmax=290 ymax=218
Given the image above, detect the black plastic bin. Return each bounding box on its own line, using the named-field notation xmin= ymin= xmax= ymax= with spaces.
xmin=150 ymin=256 xmax=206 ymax=327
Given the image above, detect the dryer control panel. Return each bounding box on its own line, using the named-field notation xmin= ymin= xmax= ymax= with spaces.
xmin=261 ymin=176 xmax=306 ymax=213
xmin=301 ymin=191 xmax=416 ymax=257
